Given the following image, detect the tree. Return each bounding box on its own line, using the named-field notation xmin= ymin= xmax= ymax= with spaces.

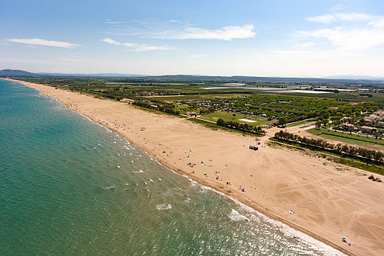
xmin=373 ymin=151 xmax=384 ymax=163
xmin=315 ymin=120 xmax=322 ymax=129
xmin=335 ymin=143 xmax=342 ymax=153
xmin=254 ymin=126 xmax=265 ymax=135
xmin=278 ymin=117 xmax=288 ymax=127
xmin=217 ymin=118 xmax=225 ymax=126
xmin=348 ymin=146 xmax=357 ymax=157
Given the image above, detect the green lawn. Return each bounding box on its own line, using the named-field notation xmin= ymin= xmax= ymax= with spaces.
xmin=174 ymin=104 xmax=190 ymax=111
xmin=199 ymin=111 xmax=274 ymax=126
xmin=306 ymin=128 xmax=384 ymax=149
xmin=286 ymin=118 xmax=316 ymax=127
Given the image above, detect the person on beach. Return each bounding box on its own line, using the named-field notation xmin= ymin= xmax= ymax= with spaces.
xmin=342 ymin=237 xmax=351 ymax=246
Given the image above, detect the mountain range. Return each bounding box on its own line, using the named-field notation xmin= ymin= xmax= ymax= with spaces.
xmin=1 ymin=69 xmax=383 ymax=83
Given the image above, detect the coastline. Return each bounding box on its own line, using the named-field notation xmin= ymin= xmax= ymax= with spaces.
xmin=7 ymin=79 xmax=384 ymax=256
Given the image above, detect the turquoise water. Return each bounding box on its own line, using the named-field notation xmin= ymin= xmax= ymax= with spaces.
xmin=0 ymin=79 xmax=340 ymax=255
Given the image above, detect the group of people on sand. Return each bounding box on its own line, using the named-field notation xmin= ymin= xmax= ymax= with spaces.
xmin=238 ymin=186 xmax=245 ymax=192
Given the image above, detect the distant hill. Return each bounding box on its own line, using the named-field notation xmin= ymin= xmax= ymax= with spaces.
xmin=38 ymin=72 xmax=144 ymax=77
xmin=145 ymin=75 xmax=384 ymax=84
xmin=322 ymin=75 xmax=384 ymax=81
xmin=0 ymin=69 xmax=38 ymax=77
xmin=1 ymin=69 xmax=384 ymax=84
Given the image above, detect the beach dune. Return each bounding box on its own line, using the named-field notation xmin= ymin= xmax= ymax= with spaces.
xmin=11 ymin=79 xmax=384 ymax=256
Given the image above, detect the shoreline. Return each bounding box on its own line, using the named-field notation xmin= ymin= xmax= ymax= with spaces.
xmin=6 ymin=78 xmax=384 ymax=256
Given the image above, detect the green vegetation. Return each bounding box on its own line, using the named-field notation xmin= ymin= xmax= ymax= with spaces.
xmin=216 ymin=118 xmax=265 ymax=135
xmin=274 ymin=130 xmax=384 ymax=174
xmin=307 ymin=128 xmax=384 ymax=148
xmin=286 ymin=118 xmax=315 ymax=127
xmin=199 ymin=112 xmax=272 ymax=126
xmin=270 ymin=139 xmax=384 ymax=175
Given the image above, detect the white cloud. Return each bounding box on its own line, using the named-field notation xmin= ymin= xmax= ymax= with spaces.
xmin=102 ymin=38 xmax=173 ymax=52
xmin=298 ymin=28 xmax=384 ymax=51
xmin=306 ymin=13 xmax=384 ymax=27
xmin=7 ymin=38 xmax=79 ymax=48
xmin=306 ymin=14 xmax=336 ymax=24
xmin=101 ymin=38 xmax=121 ymax=45
xmin=165 ymin=24 xmax=256 ymax=41
xmin=298 ymin=13 xmax=384 ymax=52
xmin=105 ymin=20 xmax=256 ymax=41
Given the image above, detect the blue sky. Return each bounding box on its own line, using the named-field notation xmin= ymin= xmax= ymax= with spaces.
xmin=1 ymin=0 xmax=384 ymax=77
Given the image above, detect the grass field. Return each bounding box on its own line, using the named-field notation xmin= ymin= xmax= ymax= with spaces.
xmin=286 ymin=118 xmax=316 ymax=127
xmin=199 ymin=111 xmax=274 ymax=126
xmin=306 ymin=128 xmax=384 ymax=149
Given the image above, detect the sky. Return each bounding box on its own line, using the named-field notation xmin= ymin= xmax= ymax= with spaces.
xmin=1 ymin=0 xmax=384 ymax=77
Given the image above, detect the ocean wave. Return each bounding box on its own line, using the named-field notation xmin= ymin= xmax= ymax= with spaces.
xmin=228 ymin=209 xmax=249 ymax=221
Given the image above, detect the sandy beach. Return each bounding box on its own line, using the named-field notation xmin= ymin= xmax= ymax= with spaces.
xmin=9 ymin=79 xmax=384 ymax=256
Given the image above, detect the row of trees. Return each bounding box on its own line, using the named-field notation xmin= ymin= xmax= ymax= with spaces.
xmin=216 ymin=118 xmax=265 ymax=134
xmin=133 ymin=100 xmax=181 ymax=115
xmin=274 ymin=130 xmax=384 ymax=163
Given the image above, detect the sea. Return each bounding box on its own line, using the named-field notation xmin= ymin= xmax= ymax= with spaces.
xmin=0 ymin=79 xmax=342 ymax=255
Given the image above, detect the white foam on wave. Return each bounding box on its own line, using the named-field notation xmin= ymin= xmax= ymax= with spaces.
xmin=224 ymin=197 xmax=345 ymax=256
xmin=228 ymin=209 xmax=249 ymax=221
xmin=176 ymin=174 xmax=345 ymax=255
xmin=156 ymin=204 xmax=172 ymax=211
xmin=133 ymin=170 xmax=144 ymax=174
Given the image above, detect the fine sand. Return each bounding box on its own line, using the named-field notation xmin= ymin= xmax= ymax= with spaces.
xmin=9 ymin=79 xmax=384 ymax=256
